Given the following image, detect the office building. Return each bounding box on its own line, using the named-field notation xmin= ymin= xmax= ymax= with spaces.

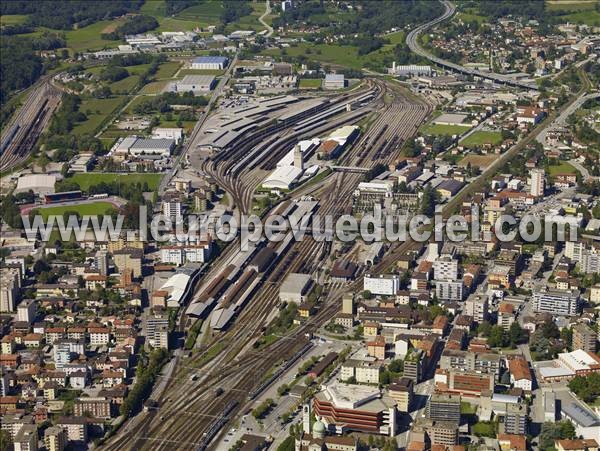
xmin=427 ymin=393 xmax=461 ymax=425
xmin=363 ymin=274 xmax=400 ymax=296
xmin=429 ymin=421 xmax=459 ymax=446
xmin=313 ymin=382 xmax=397 ymax=436
xmin=323 ymin=73 xmax=345 ymax=90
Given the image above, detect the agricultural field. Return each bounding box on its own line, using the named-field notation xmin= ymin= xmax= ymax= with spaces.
xmin=67 ymin=173 xmax=162 ymax=191
xmin=458 ymin=153 xmax=498 ymax=169
xmin=459 ymin=130 xmax=503 ymax=147
xmin=72 ymin=97 xmax=125 ymax=137
xmin=422 ymin=123 xmax=472 ymax=136
xmin=38 ymin=201 xmax=116 ymax=220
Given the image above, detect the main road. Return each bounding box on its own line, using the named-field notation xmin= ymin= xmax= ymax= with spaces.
xmin=406 ymin=0 xmax=539 ymax=91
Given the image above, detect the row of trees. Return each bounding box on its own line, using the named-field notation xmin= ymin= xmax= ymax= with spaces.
xmin=120 ymin=348 xmax=169 ymax=417
xmin=0 ymin=0 xmax=143 ymax=30
xmin=132 ymin=91 xmax=208 ymax=115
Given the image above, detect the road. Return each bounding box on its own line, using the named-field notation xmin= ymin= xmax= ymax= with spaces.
xmin=258 ymin=0 xmax=273 ymax=37
xmin=406 ymin=0 xmax=538 ymax=91
xmin=536 ymin=91 xmax=599 ymax=147
xmin=157 ymin=52 xmax=239 ymax=195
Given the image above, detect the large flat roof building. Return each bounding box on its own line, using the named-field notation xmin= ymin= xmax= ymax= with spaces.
xmin=169 ymin=75 xmax=216 ymax=94
xmin=191 ymin=56 xmax=229 ymax=70
xmin=313 ymin=382 xmax=397 ymax=436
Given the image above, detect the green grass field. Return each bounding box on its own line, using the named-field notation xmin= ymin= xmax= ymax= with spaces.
xmin=39 ymin=202 xmax=115 ymax=220
xmin=64 ymin=21 xmax=118 ymax=52
xmin=140 ymin=80 xmax=168 ymax=94
xmin=422 ymin=123 xmax=472 ymax=136
xmin=547 ymin=161 xmax=577 ymax=175
xmin=545 ymin=1 xmax=600 ymax=25
xmin=177 ymin=68 xmax=225 ymax=77
xmin=155 ymin=61 xmax=182 ymax=79
xmin=73 ymin=97 xmax=124 ymax=136
xmin=298 ymin=79 xmax=322 ymax=89
xmin=68 ymin=173 xmax=162 ymax=191
xmin=460 ymin=130 xmax=503 ymax=147
xmin=110 ymin=75 xmax=141 ymax=94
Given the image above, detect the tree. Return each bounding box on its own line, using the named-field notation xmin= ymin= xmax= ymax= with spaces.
xmin=477 ymin=321 xmax=492 ymax=337
xmin=488 ymin=325 xmax=506 ymax=348
xmin=508 ymin=322 xmax=526 ymax=348
xmin=539 ymin=421 xmax=576 ymax=450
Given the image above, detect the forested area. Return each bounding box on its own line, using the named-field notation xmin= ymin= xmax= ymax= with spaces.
xmin=0 ymin=0 xmax=143 ymax=30
xmin=0 ymin=32 xmax=66 ymax=104
xmin=221 ymin=1 xmax=253 ymax=24
xmin=165 ymin=0 xmax=196 ymax=16
xmin=101 ymin=15 xmax=158 ymax=40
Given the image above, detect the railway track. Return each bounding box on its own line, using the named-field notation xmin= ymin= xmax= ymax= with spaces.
xmin=0 ymin=77 xmax=62 ymax=173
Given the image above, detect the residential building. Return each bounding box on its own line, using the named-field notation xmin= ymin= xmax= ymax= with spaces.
xmin=504 ymin=402 xmax=528 ymax=435
xmin=464 ymin=294 xmax=488 ymax=323
xmin=340 ymin=360 xmax=383 ymax=384
xmin=435 ymin=280 xmax=464 ymax=301
xmin=56 ymin=417 xmax=87 ymax=443
xmin=533 ymin=288 xmax=581 ymax=316
xmin=44 ymin=426 xmax=67 ymax=451
xmin=530 ymin=168 xmax=545 ymax=197
xmin=433 ymin=256 xmax=459 ymax=280
xmin=17 ymin=300 xmax=36 ymax=325
xmin=388 ymin=378 xmax=413 ymax=412
xmin=112 ymin=248 xmax=143 ymax=278
xmin=13 ymin=424 xmax=38 ymax=451
xmin=573 ymin=324 xmax=597 ymax=353
xmin=508 ymin=357 xmax=533 ymax=392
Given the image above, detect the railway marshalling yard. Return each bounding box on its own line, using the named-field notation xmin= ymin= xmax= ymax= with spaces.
xmin=102 ymin=78 xmax=433 ymax=451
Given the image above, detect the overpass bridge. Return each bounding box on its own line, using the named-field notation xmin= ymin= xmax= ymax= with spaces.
xmin=330 ymin=165 xmax=371 ymax=174
xmin=406 ymin=1 xmax=539 ymax=92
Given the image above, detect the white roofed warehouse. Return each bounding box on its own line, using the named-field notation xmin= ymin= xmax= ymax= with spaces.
xmin=191 ymin=56 xmax=229 ymax=70
xmin=169 ymin=75 xmax=216 ymax=95
xmin=262 ymin=165 xmax=303 ymax=190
